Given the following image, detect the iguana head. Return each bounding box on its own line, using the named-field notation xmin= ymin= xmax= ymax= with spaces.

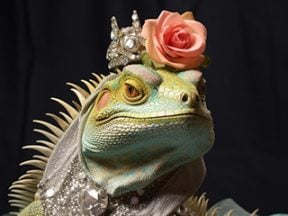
xmin=81 ymin=64 xmax=214 ymax=196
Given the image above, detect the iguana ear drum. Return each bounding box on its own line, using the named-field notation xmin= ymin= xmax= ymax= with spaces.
xmin=96 ymin=90 xmax=111 ymax=111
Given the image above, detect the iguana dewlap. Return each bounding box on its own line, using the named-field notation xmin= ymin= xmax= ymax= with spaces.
xmin=9 ymin=64 xmax=215 ymax=215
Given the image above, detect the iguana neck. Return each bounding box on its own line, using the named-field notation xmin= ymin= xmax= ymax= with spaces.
xmin=82 ymin=145 xmax=184 ymax=196
xmin=81 ymin=116 xmax=214 ymax=197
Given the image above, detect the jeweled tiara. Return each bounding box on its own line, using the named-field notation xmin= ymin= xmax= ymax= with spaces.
xmin=106 ymin=10 xmax=145 ymax=69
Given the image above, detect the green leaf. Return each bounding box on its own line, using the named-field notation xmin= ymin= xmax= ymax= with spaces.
xmin=152 ymin=61 xmax=166 ymax=69
xmin=141 ymin=53 xmax=154 ymax=68
xmin=201 ymin=55 xmax=211 ymax=69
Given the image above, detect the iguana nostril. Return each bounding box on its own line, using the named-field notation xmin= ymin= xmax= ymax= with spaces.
xmin=180 ymin=92 xmax=200 ymax=107
xmin=181 ymin=92 xmax=189 ymax=103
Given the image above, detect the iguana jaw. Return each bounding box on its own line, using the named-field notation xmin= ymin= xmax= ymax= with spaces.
xmin=94 ymin=108 xmax=212 ymax=125
xmin=82 ymin=110 xmax=214 ymax=196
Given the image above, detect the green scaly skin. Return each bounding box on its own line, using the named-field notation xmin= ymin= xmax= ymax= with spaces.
xmin=18 ymin=200 xmax=44 ymax=216
xmin=82 ymin=64 xmax=214 ymax=196
xmin=18 ymin=64 xmax=214 ymax=215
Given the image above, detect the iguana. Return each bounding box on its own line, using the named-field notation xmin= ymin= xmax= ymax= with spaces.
xmin=7 ymin=10 xmax=263 ymax=216
xmin=9 ymin=64 xmax=216 ymax=215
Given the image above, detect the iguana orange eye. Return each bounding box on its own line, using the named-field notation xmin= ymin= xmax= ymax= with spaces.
xmin=122 ymin=79 xmax=146 ymax=104
xmin=125 ymin=83 xmax=140 ymax=98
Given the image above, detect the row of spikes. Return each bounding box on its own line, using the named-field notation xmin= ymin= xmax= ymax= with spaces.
xmin=181 ymin=193 xmax=259 ymax=216
xmin=8 ymin=71 xmax=119 ymax=215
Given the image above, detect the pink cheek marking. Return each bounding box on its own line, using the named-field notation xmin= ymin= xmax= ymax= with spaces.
xmin=96 ymin=91 xmax=111 ymax=111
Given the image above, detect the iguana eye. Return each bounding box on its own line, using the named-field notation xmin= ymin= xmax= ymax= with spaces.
xmin=125 ymin=83 xmax=140 ymax=98
xmin=122 ymin=79 xmax=146 ymax=104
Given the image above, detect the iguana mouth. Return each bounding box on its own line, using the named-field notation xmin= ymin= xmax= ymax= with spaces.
xmin=94 ymin=109 xmax=211 ymax=125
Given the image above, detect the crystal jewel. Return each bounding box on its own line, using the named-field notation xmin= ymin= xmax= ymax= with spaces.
xmin=78 ymin=171 xmax=87 ymax=180
xmin=124 ymin=38 xmax=135 ymax=49
xmin=45 ymin=188 xmax=55 ymax=198
xmin=131 ymin=10 xmax=138 ymax=21
xmin=79 ymin=186 xmax=108 ymax=215
xmin=110 ymin=31 xmax=117 ymax=40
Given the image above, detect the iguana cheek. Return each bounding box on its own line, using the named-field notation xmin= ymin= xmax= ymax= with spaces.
xmin=96 ymin=91 xmax=111 ymax=111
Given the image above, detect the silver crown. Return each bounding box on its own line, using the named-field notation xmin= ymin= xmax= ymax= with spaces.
xmin=106 ymin=10 xmax=145 ymax=69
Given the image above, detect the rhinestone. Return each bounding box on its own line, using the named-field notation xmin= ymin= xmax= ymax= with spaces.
xmin=132 ymin=13 xmax=138 ymax=21
xmin=111 ymin=16 xmax=119 ymax=30
xmin=38 ymin=180 xmax=45 ymax=188
xmin=124 ymin=38 xmax=135 ymax=49
xmin=130 ymin=196 xmax=139 ymax=205
xmin=110 ymin=31 xmax=117 ymax=40
xmin=78 ymin=171 xmax=87 ymax=180
xmin=79 ymin=187 xmax=108 ymax=215
xmin=130 ymin=54 xmax=137 ymax=60
xmin=45 ymin=188 xmax=55 ymax=198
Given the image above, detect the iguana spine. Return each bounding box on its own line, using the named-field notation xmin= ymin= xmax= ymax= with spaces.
xmin=8 ymin=72 xmax=111 ymax=215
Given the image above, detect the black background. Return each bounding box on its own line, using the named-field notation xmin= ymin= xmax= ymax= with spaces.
xmin=1 ymin=0 xmax=288 ymax=215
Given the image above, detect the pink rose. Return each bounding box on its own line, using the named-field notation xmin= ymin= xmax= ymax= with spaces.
xmin=141 ymin=11 xmax=207 ymax=69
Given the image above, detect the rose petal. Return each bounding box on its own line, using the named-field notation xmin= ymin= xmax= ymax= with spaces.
xmin=181 ymin=11 xmax=195 ymax=20
xmin=167 ymin=34 xmax=205 ymax=57
xmin=158 ymin=26 xmax=181 ymax=58
xmin=161 ymin=13 xmax=186 ymax=32
xmin=160 ymin=25 xmax=174 ymax=44
xmin=169 ymin=29 xmax=192 ymax=48
xmin=143 ymin=20 xmax=164 ymax=63
xmin=160 ymin=26 xmax=191 ymax=58
xmin=146 ymin=36 xmax=168 ymax=64
xmin=160 ymin=34 xmax=179 ymax=58
xmin=141 ymin=19 xmax=157 ymax=39
xmin=155 ymin=11 xmax=174 ymax=37
xmin=184 ymin=20 xmax=207 ymax=40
